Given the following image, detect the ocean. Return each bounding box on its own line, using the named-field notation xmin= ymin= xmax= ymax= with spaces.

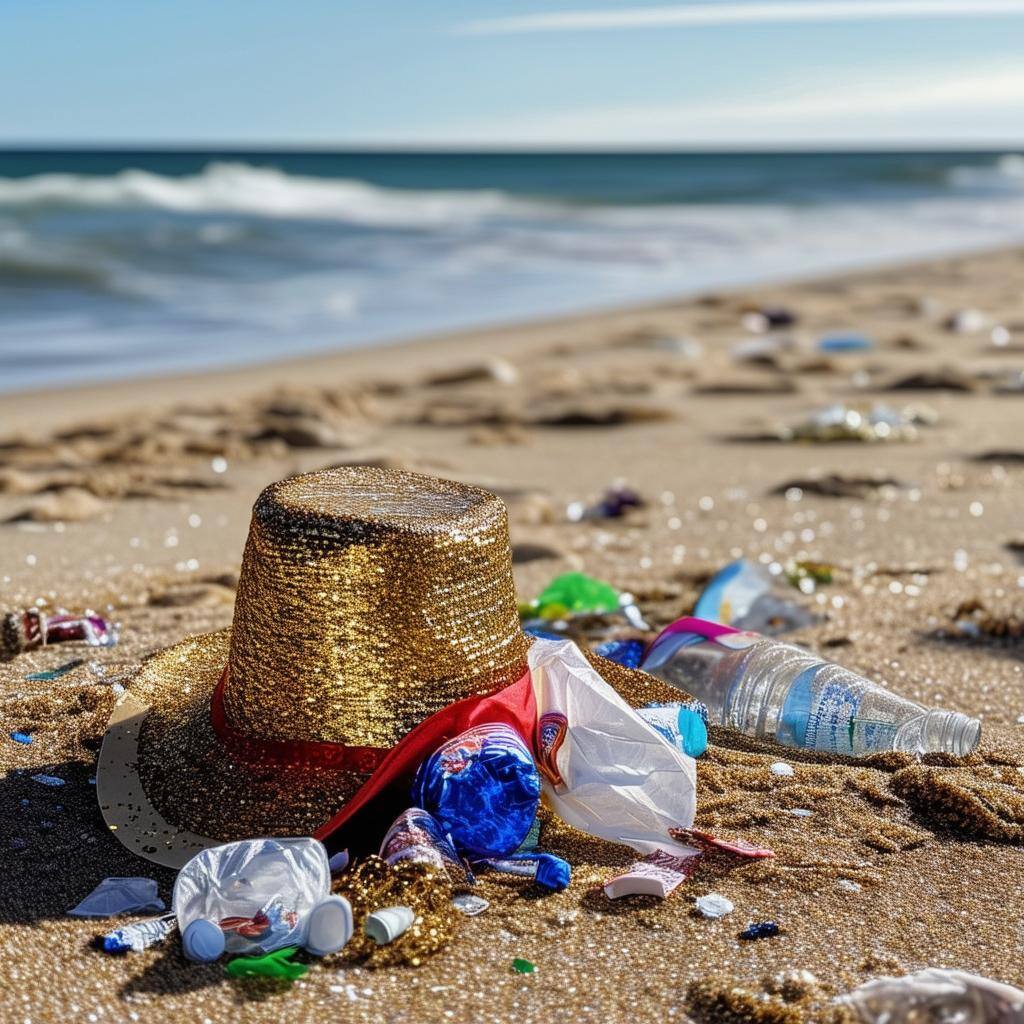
xmin=1 ymin=149 xmax=1022 ymax=392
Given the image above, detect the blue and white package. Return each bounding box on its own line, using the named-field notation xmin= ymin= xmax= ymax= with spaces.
xmin=412 ymin=723 xmax=540 ymax=858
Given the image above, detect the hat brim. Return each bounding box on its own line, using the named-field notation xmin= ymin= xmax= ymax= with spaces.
xmin=97 ymin=628 xmax=689 ymax=868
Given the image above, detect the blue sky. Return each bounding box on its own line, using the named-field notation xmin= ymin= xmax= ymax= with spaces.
xmin=3 ymin=0 xmax=1024 ymax=147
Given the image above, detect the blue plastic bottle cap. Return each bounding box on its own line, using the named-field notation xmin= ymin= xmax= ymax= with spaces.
xmin=182 ymin=918 xmax=225 ymax=962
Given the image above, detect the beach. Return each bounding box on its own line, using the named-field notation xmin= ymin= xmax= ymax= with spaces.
xmin=3 ymin=242 xmax=1024 ymax=1023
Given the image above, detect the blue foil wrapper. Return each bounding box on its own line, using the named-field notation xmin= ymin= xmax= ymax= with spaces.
xmin=412 ymin=723 xmax=541 ymax=858
xmin=593 ymin=638 xmax=645 ymax=669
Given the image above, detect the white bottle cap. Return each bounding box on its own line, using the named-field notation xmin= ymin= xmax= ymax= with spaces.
xmin=364 ymin=905 xmax=415 ymax=946
xmin=182 ymin=918 xmax=225 ymax=962
xmin=304 ymin=895 xmax=353 ymax=957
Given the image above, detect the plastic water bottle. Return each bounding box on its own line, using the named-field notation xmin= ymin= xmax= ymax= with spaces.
xmin=641 ymin=618 xmax=981 ymax=757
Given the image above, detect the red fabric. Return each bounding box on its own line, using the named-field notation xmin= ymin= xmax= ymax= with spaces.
xmin=313 ymin=669 xmax=538 ymax=842
xmin=208 ymin=665 xmax=539 ymax=848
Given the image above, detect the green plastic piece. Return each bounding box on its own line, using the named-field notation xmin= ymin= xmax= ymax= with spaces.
xmin=225 ymin=946 xmax=309 ymax=982
xmin=532 ymin=572 xmax=620 ymax=616
xmin=512 ymin=957 xmax=536 ymax=974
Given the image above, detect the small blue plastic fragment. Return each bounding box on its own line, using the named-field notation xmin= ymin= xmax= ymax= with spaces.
xmin=739 ymin=921 xmax=780 ymax=941
xmin=593 ymin=638 xmax=645 ymax=669
xmin=10 ymin=732 xmax=32 ymax=745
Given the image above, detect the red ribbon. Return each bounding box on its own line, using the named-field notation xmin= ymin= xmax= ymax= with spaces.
xmin=210 ymin=669 xmax=390 ymax=774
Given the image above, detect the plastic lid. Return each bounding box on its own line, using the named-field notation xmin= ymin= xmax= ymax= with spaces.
xmin=182 ymin=918 xmax=225 ymax=962
xmin=304 ymin=895 xmax=354 ymax=957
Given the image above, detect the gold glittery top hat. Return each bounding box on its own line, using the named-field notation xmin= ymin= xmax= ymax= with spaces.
xmin=97 ymin=466 xmax=682 ymax=867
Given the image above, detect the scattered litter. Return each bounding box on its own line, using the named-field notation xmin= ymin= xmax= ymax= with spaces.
xmin=567 ymin=483 xmax=644 ymax=521
xmin=695 ymin=893 xmax=734 ymax=919
xmin=638 ymin=703 xmax=708 ymax=757
xmin=944 ymin=308 xmax=989 ymax=333
xmin=453 ymin=894 xmax=490 ymax=916
xmin=328 ymin=850 xmax=350 ymax=873
xmin=26 ymin=658 xmax=85 ymax=681
xmin=818 ymin=332 xmax=873 ymax=353
xmin=364 ymin=905 xmax=415 ymax=946
xmin=741 ymin=306 xmax=797 ymax=332
xmin=1 ymin=608 xmax=118 ymax=660
xmin=787 ymin=808 xmax=814 ymax=818
xmin=604 ymin=847 xmax=702 ymax=899
xmin=478 ymin=853 xmax=571 ymax=892
xmin=593 ymin=638 xmax=645 ymax=669
xmin=10 ymin=731 xmax=32 ymax=745
xmin=512 ymin=958 xmax=537 ymax=974
xmin=225 ymin=946 xmax=309 ymax=982
xmin=643 ymin=616 xmax=981 ymax=756
xmin=103 ymin=914 xmax=177 ymax=954
xmin=529 ymin=572 xmax=621 ymax=618
xmin=32 ymin=773 xmax=66 ymax=787
xmin=770 ymin=762 xmax=795 ymax=777
xmin=69 ymin=877 xmax=164 ymax=918
xmin=739 ymin=921 xmax=780 ymax=941
xmin=692 ymin=558 xmax=818 ymax=635
xmin=839 ymin=968 xmax=1024 ymax=1023
xmin=380 ymin=807 xmax=474 ymax=887
xmin=837 ymin=879 xmax=863 ymax=893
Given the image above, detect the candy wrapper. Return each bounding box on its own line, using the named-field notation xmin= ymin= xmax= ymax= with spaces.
xmin=412 ymin=723 xmax=540 ymax=858
xmin=379 ymin=807 xmax=474 ymax=887
xmin=604 ymin=847 xmax=702 ymax=900
xmin=528 ymin=637 xmax=698 ymax=858
xmin=2 ymin=608 xmax=118 ymax=661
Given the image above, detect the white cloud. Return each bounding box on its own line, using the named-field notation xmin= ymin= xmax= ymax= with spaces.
xmin=457 ymin=0 xmax=1024 ymax=35
xmin=430 ymin=66 xmax=1024 ymax=146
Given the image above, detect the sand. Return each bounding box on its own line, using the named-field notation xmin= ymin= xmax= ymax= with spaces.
xmin=3 ymin=245 xmax=1024 ymax=1023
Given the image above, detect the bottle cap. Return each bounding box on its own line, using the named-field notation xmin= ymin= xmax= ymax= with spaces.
xmin=304 ymin=895 xmax=353 ymax=957
xmin=182 ymin=918 xmax=225 ymax=962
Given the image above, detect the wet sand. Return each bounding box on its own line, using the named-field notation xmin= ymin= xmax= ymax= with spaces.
xmin=3 ymin=245 xmax=1024 ymax=1023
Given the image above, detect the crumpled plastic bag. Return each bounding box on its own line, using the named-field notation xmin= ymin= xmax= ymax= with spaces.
xmin=527 ymin=637 xmax=698 ymax=858
xmin=840 ymin=969 xmax=1024 ymax=1023
xmin=173 ymin=837 xmax=330 ymax=956
xmin=68 ymin=876 xmax=165 ymax=918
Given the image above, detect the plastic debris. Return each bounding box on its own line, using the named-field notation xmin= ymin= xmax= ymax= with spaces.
xmin=593 ymin=638 xmax=645 ymax=669
xmin=531 ymin=572 xmax=621 ymax=618
xmin=328 ymin=849 xmax=350 ymax=873
xmin=669 ymin=828 xmax=774 ymax=862
xmin=529 ymin=638 xmax=697 ymax=857
xmin=26 ymin=658 xmax=85 ymax=681
xmin=567 ymin=483 xmax=644 ymax=521
xmin=364 ymin=905 xmax=415 ymax=945
xmin=644 ymin=616 xmax=981 ymax=757
xmin=10 ymin=731 xmax=31 ymax=745
xmin=380 ymin=807 xmax=474 ymax=887
xmin=175 ymin=837 xmax=338 ymax=958
xmin=770 ymin=762 xmax=795 ymax=777
xmin=692 ymin=559 xmax=818 ymax=636
xmin=695 ymin=893 xmax=734 ymax=919
xmin=103 ymin=914 xmax=177 ymax=954
xmin=787 ymin=808 xmax=814 ymax=818
xmin=69 ymin=877 xmax=165 ymax=918
xmin=512 ymin=958 xmax=537 ymax=975
xmin=225 ymin=946 xmax=309 ymax=982
xmin=731 ymin=334 xmax=796 ymax=364
xmin=741 ymin=306 xmax=797 ymax=332
xmin=637 ymin=703 xmax=708 ymax=758
xmin=780 ymin=403 xmax=925 ymax=443
xmin=945 ymin=308 xmax=990 ymax=334
xmin=31 ymin=773 xmax=65 ymax=787
xmin=818 ymin=332 xmax=873 ymax=353
xmin=477 ymin=853 xmax=571 ymax=892
xmin=452 ymin=894 xmax=490 ymax=917
xmin=739 ymin=921 xmax=780 ymax=941
xmin=413 ymin=723 xmax=540 ymax=859
xmin=1 ymin=609 xmax=118 ymax=661
xmin=604 ymin=848 xmax=702 ymax=900
xmin=839 ymin=968 xmax=1024 ymax=1023
xmin=837 ymin=879 xmax=862 ymax=893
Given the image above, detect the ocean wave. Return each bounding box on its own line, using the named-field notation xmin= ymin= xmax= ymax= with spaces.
xmin=947 ymin=153 xmax=1024 ymax=190
xmin=0 ymin=161 xmax=548 ymax=228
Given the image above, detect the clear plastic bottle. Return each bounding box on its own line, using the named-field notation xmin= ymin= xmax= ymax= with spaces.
xmin=641 ymin=619 xmax=980 ymax=757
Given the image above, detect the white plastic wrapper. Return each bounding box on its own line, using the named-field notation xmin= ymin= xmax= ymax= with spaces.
xmin=840 ymin=969 xmax=1024 ymax=1023
xmin=173 ymin=837 xmax=330 ymax=956
xmin=528 ymin=638 xmax=698 ymax=858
